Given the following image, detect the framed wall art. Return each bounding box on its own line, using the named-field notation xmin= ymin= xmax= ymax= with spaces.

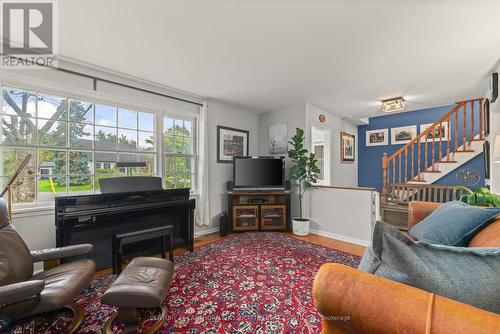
xmin=419 ymin=122 xmax=448 ymax=142
xmin=268 ymin=123 xmax=288 ymax=155
xmin=340 ymin=131 xmax=355 ymax=162
xmin=391 ymin=125 xmax=417 ymax=145
xmin=217 ymin=126 xmax=249 ymax=163
xmin=366 ymin=129 xmax=388 ymax=146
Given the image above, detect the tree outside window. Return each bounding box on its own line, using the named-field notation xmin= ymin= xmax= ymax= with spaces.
xmin=1 ymin=86 xmax=159 ymax=205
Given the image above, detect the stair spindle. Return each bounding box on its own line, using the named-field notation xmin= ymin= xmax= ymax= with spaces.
xmin=424 ymin=138 xmax=428 ymax=171
xmin=417 ymin=138 xmax=421 ymax=180
xmin=431 ymin=126 xmax=435 ymax=171
xmin=439 ymin=121 xmax=443 ymax=161
xmin=471 ymin=101 xmax=475 ymax=140
xmin=411 ymin=143 xmax=414 ymax=180
xmin=382 ymin=152 xmax=388 ymax=205
xmin=463 ymin=103 xmax=467 ymax=151
xmin=398 ymin=155 xmax=402 ymax=183
xmin=446 ymin=118 xmax=450 ymax=160
xmin=405 ymin=147 xmax=408 ymax=182
xmin=455 ymin=110 xmax=459 ymax=151
xmin=392 ymin=158 xmax=396 ymax=184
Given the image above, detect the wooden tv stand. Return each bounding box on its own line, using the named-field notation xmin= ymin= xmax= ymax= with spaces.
xmin=227 ymin=190 xmax=291 ymax=233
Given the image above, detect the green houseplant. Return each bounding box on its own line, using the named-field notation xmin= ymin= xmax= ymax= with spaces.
xmin=288 ymin=128 xmax=321 ymax=236
xmin=453 ymin=186 xmax=500 ymax=207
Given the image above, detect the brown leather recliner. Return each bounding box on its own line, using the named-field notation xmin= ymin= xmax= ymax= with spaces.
xmin=313 ymin=201 xmax=500 ymax=334
xmin=0 ymin=199 xmax=95 ymax=333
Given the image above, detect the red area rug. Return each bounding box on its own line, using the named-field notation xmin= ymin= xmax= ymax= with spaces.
xmin=13 ymin=232 xmax=361 ymax=333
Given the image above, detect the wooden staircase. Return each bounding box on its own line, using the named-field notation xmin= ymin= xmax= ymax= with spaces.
xmin=381 ymin=98 xmax=486 ymax=229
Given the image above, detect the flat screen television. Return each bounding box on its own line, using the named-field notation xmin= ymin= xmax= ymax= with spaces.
xmin=233 ymin=156 xmax=285 ymax=189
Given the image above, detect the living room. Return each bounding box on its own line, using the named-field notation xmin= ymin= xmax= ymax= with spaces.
xmin=0 ymin=1 xmax=499 ymax=333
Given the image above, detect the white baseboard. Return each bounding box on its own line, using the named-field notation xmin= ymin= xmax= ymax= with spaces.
xmin=309 ymin=228 xmax=371 ymax=247
xmin=193 ymin=227 xmax=371 ymax=247
xmin=194 ymin=227 xmax=219 ymax=237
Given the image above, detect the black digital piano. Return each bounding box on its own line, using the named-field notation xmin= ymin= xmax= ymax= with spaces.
xmin=55 ymin=177 xmax=195 ymax=270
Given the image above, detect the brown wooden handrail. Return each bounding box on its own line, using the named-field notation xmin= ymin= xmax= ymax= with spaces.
xmin=387 ymin=102 xmax=464 ymax=161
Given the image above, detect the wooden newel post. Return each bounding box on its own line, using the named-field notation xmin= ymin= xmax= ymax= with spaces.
xmin=382 ymin=153 xmax=388 ymax=206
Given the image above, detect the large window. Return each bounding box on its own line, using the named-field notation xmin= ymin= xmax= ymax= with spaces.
xmin=163 ymin=115 xmax=196 ymax=190
xmin=0 ymin=86 xmax=158 ymax=205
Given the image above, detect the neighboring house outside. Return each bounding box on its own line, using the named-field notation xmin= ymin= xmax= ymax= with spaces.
xmin=39 ymin=162 xmax=55 ymax=179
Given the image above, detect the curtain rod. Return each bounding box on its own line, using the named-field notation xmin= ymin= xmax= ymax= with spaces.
xmin=4 ymin=55 xmax=204 ymax=107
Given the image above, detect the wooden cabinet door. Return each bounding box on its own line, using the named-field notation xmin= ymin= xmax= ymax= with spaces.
xmin=260 ymin=205 xmax=287 ymax=230
xmin=233 ymin=205 xmax=259 ymax=231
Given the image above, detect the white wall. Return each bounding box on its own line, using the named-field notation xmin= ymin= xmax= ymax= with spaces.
xmin=258 ymin=104 xmax=306 ymax=217
xmin=489 ymin=89 xmax=500 ymax=193
xmin=206 ymin=100 xmax=260 ymax=231
xmin=258 ymin=104 xmax=306 ymax=156
xmin=308 ymin=186 xmax=375 ymax=246
xmin=306 ymin=103 xmax=358 ymax=187
xmin=257 ymin=103 xmax=359 ymax=220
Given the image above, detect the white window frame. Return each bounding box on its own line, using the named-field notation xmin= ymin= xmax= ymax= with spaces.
xmin=161 ymin=113 xmax=198 ymax=193
xmin=0 ymin=83 xmax=202 ymax=208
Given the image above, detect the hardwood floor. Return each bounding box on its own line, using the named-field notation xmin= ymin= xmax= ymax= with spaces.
xmin=192 ymin=232 xmax=366 ymax=256
xmin=281 ymin=232 xmax=366 ymax=256
xmin=94 ymin=232 xmax=366 ymax=278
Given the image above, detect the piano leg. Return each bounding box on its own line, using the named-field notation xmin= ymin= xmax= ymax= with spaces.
xmin=169 ymin=231 xmax=174 ymax=261
xmin=112 ymin=237 xmax=117 ymax=275
xmin=189 ymin=208 xmax=194 ymax=252
xmin=160 ymin=236 xmax=166 ymax=259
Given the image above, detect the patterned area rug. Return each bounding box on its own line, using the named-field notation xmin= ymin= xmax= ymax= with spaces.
xmin=13 ymin=233 xmax=361 ymax=333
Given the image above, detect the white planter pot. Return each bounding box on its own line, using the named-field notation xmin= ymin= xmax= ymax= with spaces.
xmin=292 ymin=218 xmax=310 ymax=236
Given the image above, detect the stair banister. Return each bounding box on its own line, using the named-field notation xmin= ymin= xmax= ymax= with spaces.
xmin=381 ymin=98 xmax=484 ymax=204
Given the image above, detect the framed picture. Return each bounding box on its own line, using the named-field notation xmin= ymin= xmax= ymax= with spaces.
xmin=217 ymin=126 xmax=249 ymax=163
xmin=485 ymin=99 xmax=490 ymax=136
xmin=365 ymin=129 xmax=388 ymax=146
xmin=484 ymin=140 xmax=490 ymax=179
xmin=340 ymin=131 xmax=355 ymax=163
xmin=490 ymin=72 xmax=498 ymax=103
xmin=419 ymin=122 xmax=449 ymax=142
xmin=391 ymin=125 xmax=417 ymax=145
xmin=269 ymin=123 xmax=288 ymax=154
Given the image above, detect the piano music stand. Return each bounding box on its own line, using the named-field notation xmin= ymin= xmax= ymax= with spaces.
xmin=0 ymin=154 xmax=32 ymax=221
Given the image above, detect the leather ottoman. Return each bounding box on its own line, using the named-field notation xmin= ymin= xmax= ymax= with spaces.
xmin=101 ymin=257 xmax=174 ymax=334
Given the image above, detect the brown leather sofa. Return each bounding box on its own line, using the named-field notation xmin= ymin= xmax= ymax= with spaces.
xmin=313 ymin=201 xmax=500 ymax=334
xmin=0 ymin=199 xmax=95 ymax=333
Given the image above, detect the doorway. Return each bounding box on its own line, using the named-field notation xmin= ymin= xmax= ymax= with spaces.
xmin=311 ymin=126 xmax=331 ymax=185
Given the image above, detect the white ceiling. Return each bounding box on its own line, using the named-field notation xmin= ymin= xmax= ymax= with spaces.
xmin=58 ymin=0 xmax=500 ymax=118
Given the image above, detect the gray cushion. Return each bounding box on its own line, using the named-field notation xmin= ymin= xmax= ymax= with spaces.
xmin=409 ymin=201 xmax=500 ymax=246
xmin=359 ymin=221 xmax=500 ymax=313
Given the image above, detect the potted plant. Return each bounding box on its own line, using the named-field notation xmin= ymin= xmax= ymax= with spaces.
xmin=288 ymin=128 xmax=321 ymax=236
xmin=453 ymin=186 xmax=500 ymax=207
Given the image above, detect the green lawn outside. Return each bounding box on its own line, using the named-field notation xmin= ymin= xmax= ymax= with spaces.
xmin=38 ymin=179 xmax=92 ymax=192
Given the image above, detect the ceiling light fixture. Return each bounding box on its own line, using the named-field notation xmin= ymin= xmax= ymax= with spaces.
xmin=382 ymin=97 xmax=405 ymax=113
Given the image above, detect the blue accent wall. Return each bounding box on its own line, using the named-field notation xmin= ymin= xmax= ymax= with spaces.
xmin=435 ymin=152 xmax=485 ymax=187
xmin=358 ymin=104 xmax=485 ymax=191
